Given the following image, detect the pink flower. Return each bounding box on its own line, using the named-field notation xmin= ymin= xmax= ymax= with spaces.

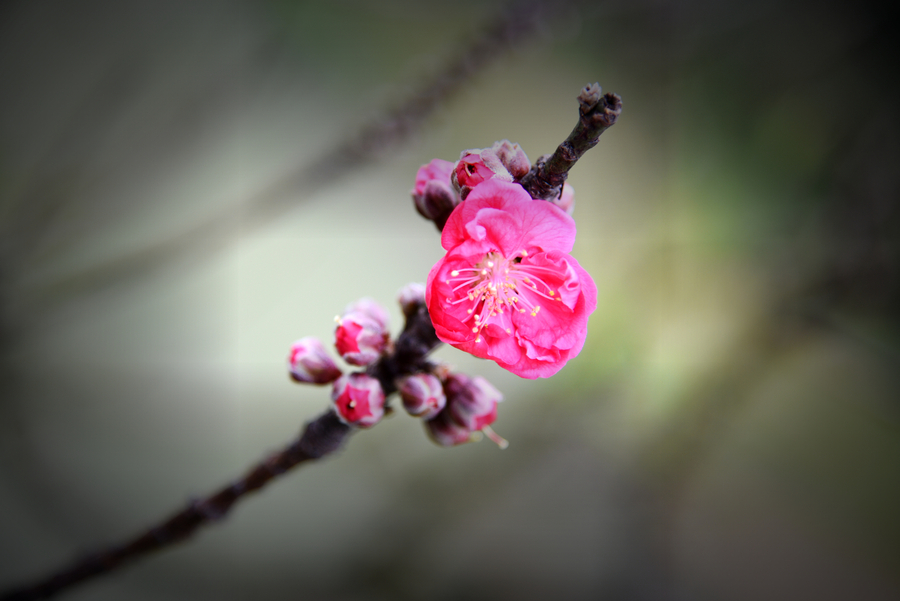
xmin=425 ymin=179 xmax=597 ymax=379
xmin=331 ymin=373 xmax=385 ymax=428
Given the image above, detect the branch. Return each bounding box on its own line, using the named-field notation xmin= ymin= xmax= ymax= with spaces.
xmin=1 ymin=302 xmax=442 ymax=601
xmin=0 ymin=412 xmax=349 ymax=601
xmin=521 ymin=83 xmax=622 ymax=201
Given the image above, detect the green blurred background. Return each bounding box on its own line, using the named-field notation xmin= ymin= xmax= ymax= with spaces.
xmin=1 ymin=0 xmax=898 ymax=599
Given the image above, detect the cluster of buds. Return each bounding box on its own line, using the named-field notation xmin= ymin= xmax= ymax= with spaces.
xmin=287 ymin=297 xmax=391 ymax=429
xmin=411 ymin=139 xmax=575 ymax=232
xmin=399 ymin=370 xmax=507 ymax=448
xmin=288 ymin=284 xmax=506 ymax=447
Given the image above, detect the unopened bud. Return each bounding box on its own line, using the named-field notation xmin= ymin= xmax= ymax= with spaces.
xmin=553 ymin=182 xmax=575 ymax=215
xmin=342 ymin=297 xmax=389 ymax=331
xmin=491 ymin=140 xmax=530 ymax=180
xmin=288 ymin=337 xmax=343 ymax=384
xmin=412 ymin=159 xmax=460 ymax=228
xmin=424 ymin=408 xmax=478 ymax=446
xmin=335 ymin=312 xmax=388 ymax=366
xmin=452 ymin=148 xmax=513 ymax=199
xmin=444 ymin=373 xmax=502 ymax=431
xmin=332 ymin=373 xmax=385 ymax=428
xmin=397 ymin=282 xmax=426 ymax=318
xmin=397 ymin=373 xmax=446 ymax=419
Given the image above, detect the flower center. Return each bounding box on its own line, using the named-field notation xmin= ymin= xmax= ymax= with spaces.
xmin=444 ymin=250 xmax=561 ymax=342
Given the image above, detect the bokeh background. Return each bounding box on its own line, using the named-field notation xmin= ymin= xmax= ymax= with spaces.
xmin=1 ymin=0 xmax=898 ymax=599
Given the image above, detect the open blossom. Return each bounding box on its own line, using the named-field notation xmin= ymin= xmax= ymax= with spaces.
xmin=426 ymin=179 xmax=597 ymax=379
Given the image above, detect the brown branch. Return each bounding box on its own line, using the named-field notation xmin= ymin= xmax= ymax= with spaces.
xmin=1 ymin=301 xmax=442 ymax=600
xmin=521 ymin=83 xmax=622 ymax=201
xmin=0 ymin=411 xmax=350 ymax=601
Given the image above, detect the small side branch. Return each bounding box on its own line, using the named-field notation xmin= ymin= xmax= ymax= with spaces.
xmin=521 ymin=83 xmax=622 ymax=201
xmin=0 ymin=412 xmax=351 ymax=601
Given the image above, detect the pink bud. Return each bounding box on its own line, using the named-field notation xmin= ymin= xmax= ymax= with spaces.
xmin=444 ymin=373 xmax=502 ymax=431
xmin=412 ymin=159 xmax=454 ymax=198
xmin=331 ymin=373 xmax=385 ymax=428
xmin=335 ymin=312 xmax=388 ymax=366
xmin=412 ymin=159 xmax=460 ymax=228
xmin=424 ymin=409 xmax=477 ymax=447
xmin=342 ymin=297 xmax=389 ymax=331
xmin=288 ymin=337 xmax=343 ymax=384
xmin=397 ymin=282 xmax=426 ymax=318
xmin=491 ymin=140 xmax=530 ymax=180
xmin=553 ymin=182 xmax=575 ymax=215
xmin=397 ymin=373 xmax=446 ymax=419
xmin=454 ymin=148 xmax=513 ymax=189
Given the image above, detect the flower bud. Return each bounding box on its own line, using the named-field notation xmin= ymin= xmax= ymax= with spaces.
xmin=288 ymin=337 xmax=343 ymax=384
xmin=452 ymin=148 xmax=513 ymax=199
xmin=332 ymin=373 xmax=385 ymax=428
xmin=491 ymin=140 xmax=530 ymax=180
xmin=444 ymin=373 xmax=502 ymax=431
xmin=397 ymin=282 xmax=426 ymax=318
xmin=415 ymin=180 xmax=459 ymax=227
xmin=335 ymin=312 xmax=388 ymax=366
xmin=412 ymin=159 xmax=454 ymax=199
xmin=397 ymin=373 xmax=446 ymax=419
xmin=412 ymin=159 xmax=460 ymax=228
xmin=553 ymin=182 xmax=575 ymax=215
xmin=424 ymin=408 xmax=478 ymax=447
xmin=342 ymin=297 xmax=389 ymax=331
